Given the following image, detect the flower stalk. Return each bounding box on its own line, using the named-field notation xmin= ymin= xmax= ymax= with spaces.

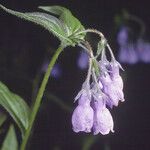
xmin=20 ymin=44 xmax=64 ymax=150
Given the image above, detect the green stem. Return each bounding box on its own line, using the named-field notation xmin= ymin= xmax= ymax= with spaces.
xmin=92 ymin=58 xmax=100 ymax=77
xmin=20 ymin=45 xmax=64 ymax=150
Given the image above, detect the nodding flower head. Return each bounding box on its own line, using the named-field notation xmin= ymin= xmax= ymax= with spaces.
xmin=92 ymin=100 xmax=114 ymax=135
xmin=118 ymin=44 xmax=139 ymax=64
xmin=99 ymin=58 xmax=125 ymax=108
xmin=72 ymin=31 xmax=125 ymax=135
xmin=109 ymin=61 xmax=124 ymax=90
xmin=117 ymin=26 xmax=129 ymax=47
xmin=72 ymin=92 xmax=94 ymax=133
xmin=137 ymin=39 xmax=150 ymax=63
xmin=100 ymin=72 xmax=124 ymax=107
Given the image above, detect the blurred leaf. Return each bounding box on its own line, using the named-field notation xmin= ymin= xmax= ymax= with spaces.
xmin=0 ymin=82 xmax=30 ymax=135
xmin=0 ymin=4 xmax=86 ymax=46
xmin=1 ymin=124 xmax=18 ymax=150
xmin=0 ymin=113 xmax=7 ymax=127
xmin=114 ymin=15 xmax=123 ymax=26
xmin=114 ymin=9 xmax=129 ymax=27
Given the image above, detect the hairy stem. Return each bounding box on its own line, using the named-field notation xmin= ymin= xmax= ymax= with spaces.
xmin=20 ymin=44 xmax=64 ymax=150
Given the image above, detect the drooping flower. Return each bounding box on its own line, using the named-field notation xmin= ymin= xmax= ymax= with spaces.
xmin=136 ymin=39 xmax=150 ymax=63
xmin=72 ymin=91 xmax=94 ymax=133
xmin=109 ymin=61 xmax=124 ymax=90
xmin=91 ymin=80 xmax=110 ymax=107
xmin=118 ymin=44 xmax=139 ymax=64
xmin=117 ymin=26 xmax=140 ymax=64
xmin=117 ymin=26 xmax=129 ymax=46
xmin=100 ymin=70 xmax=124 ymax=107
xmin=92 ymin=99 xmax=114 ymax=135
xmin=72 ymin=29 xmax=125 ymax=135
xmin=97 ymin=53 xmax=124 ymax=108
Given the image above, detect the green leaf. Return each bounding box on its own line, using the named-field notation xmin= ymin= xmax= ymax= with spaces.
xmin=0 ymin=113 xmax=7 ymax=127
xmin=38 ymin=6 xmax=86 ymax=41
xmin=1 ymin=125 xmax=18 ymax=150
xmin=0 ymin=4 xmax=86 ymax=46
xmin=0 ymin=82 xmax=30 ymax=135
xmin=0 ymin=5 xmax=71 ymax=44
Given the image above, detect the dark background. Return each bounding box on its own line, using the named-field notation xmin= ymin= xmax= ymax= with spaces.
xmin=0 ymin=0 xmax=150 ymax=150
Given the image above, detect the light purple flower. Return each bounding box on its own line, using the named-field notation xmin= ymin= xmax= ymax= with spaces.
xmin=137 ymin=39 xmax=150 ymax=63
xmin=109 ymin=61 xmax=123 ymax=90
xmin=77 ymin=51 xmax=89 ymax=70
xmin=118 ymin=44 xmax=139 ymax=64
xmin=72 ymin=32 xmax=125 ymax=135
xmin=117 ymin=27 xmax=129 ymax=46
xmin=93 ymin=100 xmax=114 ymax=135
xmin=91 ymin=79 xmax=110 ymax=107
xmin=100 ymin=72 xmax=124 ymax=107
xmin=72 ymin=93 xmax=94 ymax=133
xmin=98 ymin=58 xmax=124 ymax=107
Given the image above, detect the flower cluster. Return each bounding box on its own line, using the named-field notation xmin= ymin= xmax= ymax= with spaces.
xmin=72 ymin=40 xmax=124 ymax=135
xmin=117 ymin=26 xmax=150 ymax=64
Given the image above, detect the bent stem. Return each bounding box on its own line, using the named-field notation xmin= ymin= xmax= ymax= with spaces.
xmin=20 ymin=44 xmax=64 ymax=150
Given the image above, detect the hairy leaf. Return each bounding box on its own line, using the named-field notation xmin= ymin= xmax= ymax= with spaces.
xmin=38 ymin=6 xmax=85 ymax=40
xmin=1 ymin=125 xmax=18 ymax=150
xmin=0 ymin=82 xmax=30 ymax=135
xmin=0 ymin=4 xmax=86 ymax=46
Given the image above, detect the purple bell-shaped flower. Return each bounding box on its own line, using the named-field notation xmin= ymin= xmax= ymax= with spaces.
xmin=100 ymin=72 xmax=124 ymax=107
xmin=72 ymin=92 xmax=94 ymax=133
xmin=93 ymin=100 xmax=114 ymax=135
xmin=118 ymin=44 xmax=139 ymax=64
xmin=109 ymin=61 xmax=124 ymax=90
xmin=137 ymin=39 xmax=150 ymax=63
xmin=117 ymin=27 xmax=129 ymax=47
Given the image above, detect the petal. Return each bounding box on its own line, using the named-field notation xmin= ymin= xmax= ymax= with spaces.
xmin=112 ymin=76 xmax=123 ymax=90
xmin=72 ymin=105 xmax=94 ymax=133
xmin=104 ymin=84 xmax=124 ymax=106
xmin=93 ymin=107 xmax=114 ymax=135
xmin=78 ymin=92 xmax=91 ymax=106
xmin=99 ymin=71 xmax=124 ymax=107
